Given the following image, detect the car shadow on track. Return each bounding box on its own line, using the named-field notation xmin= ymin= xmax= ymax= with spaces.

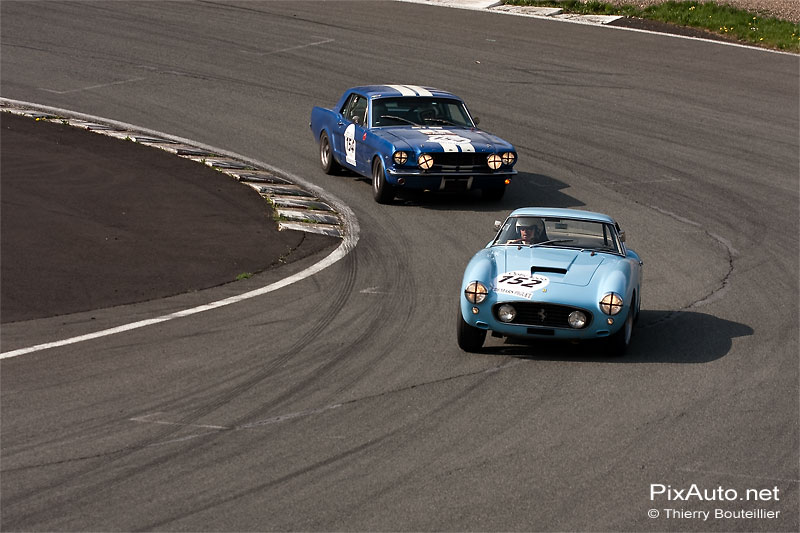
xmin=385 ymin=171 xmax=584 ymax=212
xmin=479 ymin=310 xmax=753 ymax=364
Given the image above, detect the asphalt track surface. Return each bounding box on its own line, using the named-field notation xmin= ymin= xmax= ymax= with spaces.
xmin=1 ymin=1 xmax=798 ymax=531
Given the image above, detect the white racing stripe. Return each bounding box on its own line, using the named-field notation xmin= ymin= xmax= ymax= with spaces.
xmin=440 ymin=142 xmax=458 ymax=152
xmin=405 ymin=85 xmax=433 ymax=96
xmin=0 ymin=99 xmax=360 ymax=360
xmin=386 ymin=84 xmax=417 ymax=96
xmin=386 ymin=84 xmax=434 ymax=97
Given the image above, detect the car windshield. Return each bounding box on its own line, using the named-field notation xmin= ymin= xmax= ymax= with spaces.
xmin=493 ymin=216 xmax=622 ymax=254
xmin=371 ymin=97 xmax=474 ymax=128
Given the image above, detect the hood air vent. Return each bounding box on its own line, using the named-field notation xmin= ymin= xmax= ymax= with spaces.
xmin=531 ymin=266 xmax=568 ymax=275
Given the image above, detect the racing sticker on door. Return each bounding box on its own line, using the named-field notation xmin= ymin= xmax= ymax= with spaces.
xmin=344 ymin=123 xmax=357 ymax=166
xmin=418 ymin=129 xmax=475 ymax=152
xmin=494 ymin=271 xmax=550 ymax=300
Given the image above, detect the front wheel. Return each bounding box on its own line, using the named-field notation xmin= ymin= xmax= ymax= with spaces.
xmin=372 ymin=157 xmax=395 ymax=204
xmin=606 ymin=300 xmax=634 ymax=356
xmin=457 ymin=308 xmax=486 ymax=352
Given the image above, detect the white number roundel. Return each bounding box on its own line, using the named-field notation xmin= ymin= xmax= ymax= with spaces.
xmin=344 ymin=123 xmax=357 ymax=165
xmin=494 ymin=271 xmax=550 ymax=300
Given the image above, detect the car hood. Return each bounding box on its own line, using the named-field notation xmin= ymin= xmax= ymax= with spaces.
xmin=375 ymin=127 xmax=512 ymax=152
xmin=493 ymin=246 xmax=607 ymax=287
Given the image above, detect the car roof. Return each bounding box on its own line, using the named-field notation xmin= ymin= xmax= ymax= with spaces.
xmin=507 ymin=207 xmax=616 ymax=224
xmin=349 ymin=85 xmax=461 ymax=100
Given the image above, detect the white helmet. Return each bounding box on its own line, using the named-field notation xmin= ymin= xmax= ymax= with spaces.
xmin=515 ymin=217 xmax=544 ymax=231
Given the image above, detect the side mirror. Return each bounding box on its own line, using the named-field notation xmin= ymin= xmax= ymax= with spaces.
xmin=473 ymin=117 xmax=481 ymax=126
xmin=494 ymin=220 xmax=502 ymax=231
xmin=619 ymin=230 xmax=626 ymax=243
xmin=352 ymin=115 xmax=361 ymax=125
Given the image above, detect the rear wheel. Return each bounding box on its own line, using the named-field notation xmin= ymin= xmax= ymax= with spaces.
xmin=319 ymin=131 xmax=340 ymax=174
xmin=457 ymin=308 xmax=486 ymax=352
xmin=372 ymin=157 xmax=395 ymax=204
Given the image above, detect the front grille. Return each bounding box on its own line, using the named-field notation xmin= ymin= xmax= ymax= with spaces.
xmin=426 ymin=152 xmax=491 ymax=173
xmin=493 ymin=302 xmax=593 ymax=329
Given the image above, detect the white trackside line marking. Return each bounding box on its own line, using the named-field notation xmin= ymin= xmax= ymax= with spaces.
xmin=39 ymin=77 xmax=146 ymax=94
xmin=405 ymin=85 xmax=432 ymax=96
xmin=386 ymin=84 xmax=416 ymax=96
xmin=240 ymin=403 xmax=343 ymax=428
xmin=130 ymin=413 xmax=229 ymax=430
xmin=1 ymin=245 xmax=349 ymax=359
xmin=241 ymin=38 xmax=334 ymax=56
xmin=0 ymin=99 xmax=360 ymax=360
xmin=393 ymin=0 xmax=794 ymax=57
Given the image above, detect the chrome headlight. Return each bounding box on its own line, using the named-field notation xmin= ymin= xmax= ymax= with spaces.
xmin=497 ymin=304 xmax=516 ymax=322
xmin=418 ymin=153 xmax=434 ymax=170
xmin=464 ymin=281 xmax=488 ymax=304
xmin=568 ymin=310 xmax=587 ymax=329
xmin=501 ymin=152 xmax=516 ymax=166
xmin=599 ymin=293 xmax=623 ymax=315
xmin=487 ymin=153 xmax=502 ymax=170
xmin=393 ymin=151 xmax=408 ymax=165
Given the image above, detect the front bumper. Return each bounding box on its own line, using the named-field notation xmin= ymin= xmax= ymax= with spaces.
xmin=460 ymin=297 xmax=629 ymax=340
xmin=386 ymin=169 xmax=516 ymax=191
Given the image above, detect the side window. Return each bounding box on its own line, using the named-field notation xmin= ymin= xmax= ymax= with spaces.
xmin=351 ymin=96 xmax=367 ymax=125
xmin=340 ymin=94 xmax=358 ymax=120
xmin=341 ymin=94 xmax=367 ymax=125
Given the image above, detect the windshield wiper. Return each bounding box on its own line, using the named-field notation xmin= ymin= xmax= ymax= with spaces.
xmin=423 ymin=117 xmax=458 ymax=126
xmin=531 ymin=239 xmax=573 ymax=248
xmin=379 ymin=114 xmax=420 ymax=126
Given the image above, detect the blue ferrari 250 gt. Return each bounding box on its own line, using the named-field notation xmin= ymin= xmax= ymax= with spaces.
xmin=310 ymin=85 xmax=517 ymax=203
xmin=458 ymin=208 xmax=643 ymax=355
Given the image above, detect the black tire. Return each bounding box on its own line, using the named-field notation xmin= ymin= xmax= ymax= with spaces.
xmin=372 ymin=157 xmax=395 ymax=204
xmin=482 ymin=186 xmax=505 ymax=201
xmin=319 ymin=131 xmax=340 ymax=175
xmin=457 ymin=308 xmax=486 ymax=352
xmin=606 ymin=299 xmax=634 ymax=356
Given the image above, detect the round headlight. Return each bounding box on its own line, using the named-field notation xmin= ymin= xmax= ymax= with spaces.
xmin=599 ymin=293 xmax=623 ymax=315
xmin=464 ymin=281 xmax=488 ymax=304
xmin=501 ymin=152 xmax=516 ymax=166
xmin=393 ymin=151 xmax=408 ymax=165
xmin=487 ymin=153 xmax=502 ymax=170
xmin=497 ymin=304 xmax=516 ymax=323
xmin=568 ymin=310 xmax=587 ymax=329
xmin=418 ymin=153 xmax=434 ymax=170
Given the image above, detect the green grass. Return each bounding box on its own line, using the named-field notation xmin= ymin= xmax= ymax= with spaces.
xmin=504 ymin=1 xmax=800 ymax=51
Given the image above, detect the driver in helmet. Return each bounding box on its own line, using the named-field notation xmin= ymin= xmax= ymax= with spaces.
xmin=507 ymin=217 xmax=547 ymax=244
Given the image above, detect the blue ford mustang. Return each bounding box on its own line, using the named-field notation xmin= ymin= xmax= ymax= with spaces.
xmin=310 ymin=85 xmax=517 ymax=203
xmin=458 ymin=208 xmax=644 ymax=355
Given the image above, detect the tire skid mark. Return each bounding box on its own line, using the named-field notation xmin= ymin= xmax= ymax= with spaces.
xmin=638 ymin=204 xmax=737 ymax=330
xmin=227 ymin=210 xmax=418 ymax=427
